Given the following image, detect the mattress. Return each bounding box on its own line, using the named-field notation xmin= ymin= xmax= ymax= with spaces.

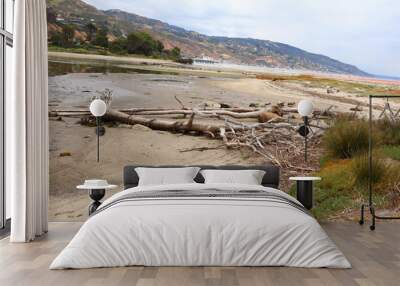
xmin=50 ymin=183 xmax=351 ymax=269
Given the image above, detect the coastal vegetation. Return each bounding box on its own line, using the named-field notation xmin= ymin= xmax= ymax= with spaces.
xmin=256 ymin=74 xmax=400 ymax=97
xmin=47 ymin=14 xmax=182 ymax=61
xmin=309 ymin=116 xmax=400 ymax=220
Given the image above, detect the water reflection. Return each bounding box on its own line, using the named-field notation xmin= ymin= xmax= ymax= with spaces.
xmin=48 ymin=60 xmax=178 ymax=77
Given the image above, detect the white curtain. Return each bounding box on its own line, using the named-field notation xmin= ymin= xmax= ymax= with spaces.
xmin=8 ymin=0 xmax=49 ymax=242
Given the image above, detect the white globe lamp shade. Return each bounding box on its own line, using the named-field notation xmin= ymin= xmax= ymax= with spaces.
xmin=297 ymin=100 xmax=314 ymax=117
xmin=89 ymin=99 xmax=107 ymax=117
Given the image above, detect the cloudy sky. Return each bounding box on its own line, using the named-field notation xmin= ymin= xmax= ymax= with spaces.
xmin=86 ymin=0 xmax=400 ymax=77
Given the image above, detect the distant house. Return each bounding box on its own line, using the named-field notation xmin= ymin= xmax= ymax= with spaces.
xmin=193 ymin=56 xmax=220 ymax=64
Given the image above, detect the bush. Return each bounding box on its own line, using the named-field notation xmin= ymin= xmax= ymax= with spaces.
xmin=381 ymin=145 xmax=400 ymax=161
xmin=92 ymin=28 xmax=109 ymax=48
xmin=350 ymin=154 xmax=386 ymax=187
xmin=308 ymin=160 xmax=357 ymax=220
xmin=323 ymin=118 xmax=370 ymax=159
xmin=175 ymin=58 xmax=193 ymax=64
xmin=61 ymin=25 xmax=76 ymax=48
xmin=109 ymin=37 xmax=128 ymax=54
xmin=375 ymin=118 xmax=400 ymax=145
xmin=126 ymin=32 xmax=160 ymax=56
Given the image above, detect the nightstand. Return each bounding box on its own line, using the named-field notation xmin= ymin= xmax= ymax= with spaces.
xmin=289 ymin=177 xmax=321 ymax=210
xmin=77 ymin=180 xmax=117 ymax=215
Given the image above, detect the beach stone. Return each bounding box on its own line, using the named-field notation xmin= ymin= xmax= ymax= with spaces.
xmin=327 ymin=86 xmax=340 ymax=94
xmin=59 ymin=152 xmax=72 ymax=157
xmin=204 ymin=101 xmax=221 ymax=108
xmin=249 ymin=103 xmax=260 ymax=108
xmin=220 ymin=103 xmax=231 ymax=108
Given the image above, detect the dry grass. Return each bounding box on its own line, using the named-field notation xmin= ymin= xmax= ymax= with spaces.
xmin=322 ymin=118 xmax=370 ymax=159
xmin=256 ymin=73 xmax=400 ymax=96
xmin=255 ymin=74 xmax=315 ymax=81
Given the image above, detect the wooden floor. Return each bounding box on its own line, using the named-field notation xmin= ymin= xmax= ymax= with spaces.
xmin=0 ymin=222 xmax=399 ymax=286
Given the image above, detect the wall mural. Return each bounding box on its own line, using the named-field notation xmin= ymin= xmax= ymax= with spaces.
xmin=47 ymin=0 xmax=400 ymax=222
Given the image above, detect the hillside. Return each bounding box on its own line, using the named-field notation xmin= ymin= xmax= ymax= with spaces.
xmin=46 ymin=0 xmax=369 ymax=76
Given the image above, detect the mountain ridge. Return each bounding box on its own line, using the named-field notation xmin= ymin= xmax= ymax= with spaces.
xmin=47 ymin=0 xmax=369 ymax=76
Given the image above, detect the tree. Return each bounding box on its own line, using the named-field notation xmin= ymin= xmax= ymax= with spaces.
xmin=93 ymin=28 xmax=109 ymax=48
xmin=46 ymin=7 xmax=57 ymax=23
xmin=156 ymin=40 xmax=164 ymax=54
xmin=109 ymin=37 xmax=128 ymax=54
xmin=171 ymin=47 xmax=181 ymax=60
xmin=85 ymin=23 xmax=97 ymax=42
xmin=126 ymin=32 xmax=144 ymax=54
xmin=61 ymin=25 xmax=75 ymax=47
xmin=50 ymin=33 xmax=63 ymax=46
xmin=124 ymin=32 xmax=180 ymax=59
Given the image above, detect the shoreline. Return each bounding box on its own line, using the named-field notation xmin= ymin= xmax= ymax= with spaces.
xmin=48 ymin=51 xmax=400 ymax=86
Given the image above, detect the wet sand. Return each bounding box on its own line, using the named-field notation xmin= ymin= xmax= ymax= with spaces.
xmin=49 ymin=72 xmax=372 ymax=112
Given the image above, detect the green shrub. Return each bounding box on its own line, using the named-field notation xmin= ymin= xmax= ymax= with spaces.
xmin=350 ymin=154 xmax=386 ymax=187
xmin=375 ymin=118 xmax=400 ymax=145
xmin=92 ymin=28 xmax=109 ymax=48
xmin=310 ymin=160 xmax=357 ymax=220
xmin=381 ymin=145 xmax=400 ymax=160
xmin=323 ymin=118 xmax=370 ymax=159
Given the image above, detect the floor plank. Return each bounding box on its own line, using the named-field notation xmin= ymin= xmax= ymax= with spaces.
xmin=0 ymin=221 xmax=399 ymax=286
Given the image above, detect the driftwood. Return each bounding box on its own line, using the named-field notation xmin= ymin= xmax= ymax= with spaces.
xmin=49 ymin=102 xmax=338 ymax=169
xmin=179 ymin=146 xmax=224 ymax=152
xmin=137 ymin=109 xmax=264 ymax=118
xmin=49 ymin=107 xmax=263 ymax=117
xmin=104 ymin=109 xmax=298 ymax=134
xmin=49 ymin=105 xmax=335 ymax=119
xmin=105 ymin=109 xmax=223 ymax=134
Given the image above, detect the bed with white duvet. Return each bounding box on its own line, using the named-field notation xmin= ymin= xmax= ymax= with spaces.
xmin=50 ymin=181 xmax=351 ymax=269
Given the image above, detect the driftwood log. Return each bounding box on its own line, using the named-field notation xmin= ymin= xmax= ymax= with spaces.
xmin=49 ymin=106 xmax=334 ymax=118
xmin=105 ymin=109 xmax=301 ymax=134
xmin=49 ymin=103 xmax=337 ymax=169
xmin=105 ymin=109 xmax=223 ymax=134
xmin=49 ymin=107 xmax=263 ymax=117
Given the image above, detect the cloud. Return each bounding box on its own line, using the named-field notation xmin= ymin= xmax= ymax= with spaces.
xmin=85 ymin=0 xmax=400 ymax=76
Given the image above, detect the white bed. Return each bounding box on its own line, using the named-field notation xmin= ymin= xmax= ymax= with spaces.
xmin=50 ymin=183 xmax=351 ymax=269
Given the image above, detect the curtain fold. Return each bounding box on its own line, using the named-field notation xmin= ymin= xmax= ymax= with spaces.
xmin=9 ymin=0 xmax=49 ymax=242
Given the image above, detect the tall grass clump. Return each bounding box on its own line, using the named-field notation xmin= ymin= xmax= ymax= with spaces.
xmin=375 ymin=118 xmax=400 ymax=145
xmin=350 ymin=154 xmax=386 ymax=187
xmin=323 ymin=117 xmax=370 ymax=159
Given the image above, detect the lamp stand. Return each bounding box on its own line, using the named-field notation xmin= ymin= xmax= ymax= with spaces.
xmin=304 ymin=116 xmax=308 ymax=162
xmin=96 ymin=117 xmax=100 ymax=162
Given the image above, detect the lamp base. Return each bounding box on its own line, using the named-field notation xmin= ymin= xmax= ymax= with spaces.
xmin=298 ymin=125 xmax=310 ymax=137
xmin=95 ymin=126 xmax=106 ymax=136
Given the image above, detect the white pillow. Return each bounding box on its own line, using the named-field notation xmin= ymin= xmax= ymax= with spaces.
xmin=135 ymin=167 xmax=200 ymax=186
xmin=200 ymin=169 xmax=266 ymax=185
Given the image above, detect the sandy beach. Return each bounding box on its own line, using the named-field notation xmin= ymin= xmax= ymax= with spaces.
xmin=48 ymin=52 xmax=400 ymax=221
